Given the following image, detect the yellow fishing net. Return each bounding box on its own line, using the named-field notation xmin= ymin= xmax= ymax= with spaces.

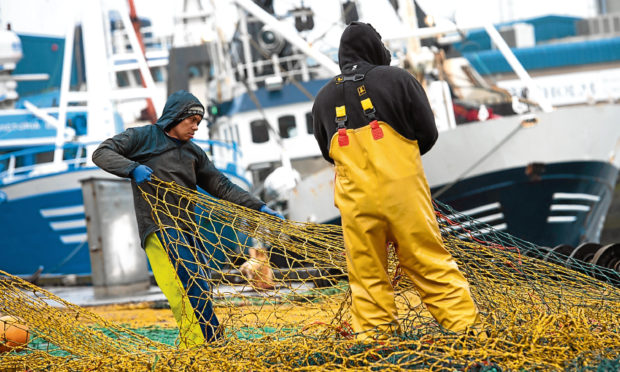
xmin=1 ymin=176 xmax=619 ymax=371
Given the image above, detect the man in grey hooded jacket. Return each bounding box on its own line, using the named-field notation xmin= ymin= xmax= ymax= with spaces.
xmin=93 ymin=90 xmax=282 ymax=348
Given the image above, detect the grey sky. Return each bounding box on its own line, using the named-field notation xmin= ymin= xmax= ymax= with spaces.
xmin=0 ymin=0 xmax=599 ymax=37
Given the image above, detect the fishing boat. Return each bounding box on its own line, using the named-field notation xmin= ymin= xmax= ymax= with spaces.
xmin=3 ymin=0 xmax=620 ymax=276
xmin=0 ymin=1 xmax=251 ymax=276
xmin=196 ymin=1 xmax=620 ymax=252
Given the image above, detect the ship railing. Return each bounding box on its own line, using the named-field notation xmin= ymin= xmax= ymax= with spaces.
xmin=0 ymin=142 xmax=95 ymax=185
xmin=0 ymin=139 xmax=246 ymax=186
xmin=110 ymin=25 xmax=172 ymax=55
xmin=237 ymin=51 xmax=325 ymax=87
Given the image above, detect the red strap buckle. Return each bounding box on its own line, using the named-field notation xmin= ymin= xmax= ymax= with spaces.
xmin=370 ymin=120 xmax=383 ymax=140
xmin=338 ymin=128 xmax=349 ymax=146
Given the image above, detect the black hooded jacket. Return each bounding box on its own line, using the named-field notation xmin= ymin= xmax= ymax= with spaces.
xmin=92 ymin=90 xmax=264 ymax=248
xmin=312 ymin=22 xmax=438 ymax=163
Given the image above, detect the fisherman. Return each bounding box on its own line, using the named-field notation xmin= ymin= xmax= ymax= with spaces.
xmin=311 ymin=22 xmax=481 ymax=339
xmin=92 ymin=90 xmax=283 ymax=348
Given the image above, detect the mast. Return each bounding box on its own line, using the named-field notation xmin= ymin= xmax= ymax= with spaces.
xmin=53 ymin=16 xmax=75 ymax=167
xmin=398 ymin=0 xmax=421 ymax=66
xmin=53 ymin=0 xmax=164 ymax=165
xmin=127 ymin=0 xmax=158 ymax=123
xmin=79 ymin=0 xmax=117 ymax=145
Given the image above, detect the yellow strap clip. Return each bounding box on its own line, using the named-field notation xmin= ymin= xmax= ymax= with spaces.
xmin=335 ymin=105 xmax=347 ymax=119
xmin=360 ymin=98 xmax=374 ymax=112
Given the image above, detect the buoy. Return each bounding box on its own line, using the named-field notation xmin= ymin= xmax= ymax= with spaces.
xmin=0 ymin=315 xmax=30 ymax=353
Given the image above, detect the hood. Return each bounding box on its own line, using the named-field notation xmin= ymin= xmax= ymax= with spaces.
xmin=337 ymin=22 xmax=391 ymax=71
xmin=155 ymin=90 xmax=204 ymax=131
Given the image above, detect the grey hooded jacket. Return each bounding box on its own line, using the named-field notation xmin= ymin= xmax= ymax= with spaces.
xmin=92 ymin=90 xmax=264 ymax=247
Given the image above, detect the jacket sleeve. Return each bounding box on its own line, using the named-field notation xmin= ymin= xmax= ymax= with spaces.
xmin=92 ymin=128 xmax=141 ymax=178
xmin=312 ymin=102 xmax=334 ymax=164
xmin=196 ymin=152 xmax=264 ymax=210
xmin=406 ymin=74 xmax=438 ymax=155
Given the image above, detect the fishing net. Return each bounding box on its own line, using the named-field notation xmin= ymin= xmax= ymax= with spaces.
xmin=1 ymin=176 xmax=619 ymax=371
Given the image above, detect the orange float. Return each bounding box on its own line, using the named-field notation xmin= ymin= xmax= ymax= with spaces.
xmin=0 ymin=315 xmax=30 ymax=352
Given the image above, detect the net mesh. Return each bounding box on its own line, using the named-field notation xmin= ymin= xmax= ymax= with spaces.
xmin=1 ymin=176 xmax=619 ymax=371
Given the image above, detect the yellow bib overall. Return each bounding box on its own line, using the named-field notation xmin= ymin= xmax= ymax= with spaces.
xmin=329 ymin=101 xmax=479 ymax=338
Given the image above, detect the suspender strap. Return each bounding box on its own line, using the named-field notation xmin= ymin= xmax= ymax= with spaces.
xmin=334 ymin=73 xmax=363 ymax=147
xmin=356 ymin=80 xmax=383 ymax=140
xmin=332 ymin=65 xmax=383 ymax=146
xmin=335 ymin=105 xmax=349 ymax=146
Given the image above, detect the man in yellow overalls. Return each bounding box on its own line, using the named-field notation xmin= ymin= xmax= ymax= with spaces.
xmin=312 ymin=22 xmax=480 ymax=339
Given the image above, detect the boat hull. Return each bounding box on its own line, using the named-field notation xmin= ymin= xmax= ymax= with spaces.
xmin=288 ymin=104 xmax=620 ymax=248
xmin=0 ymin=168 xmax=104 ymax=276
xmin=0 ymin=167 xmax=253 ymax=276
xmin=433 ymin=161 xmax=618 ymax=247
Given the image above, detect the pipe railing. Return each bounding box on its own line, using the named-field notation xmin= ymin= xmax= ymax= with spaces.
xmin=0 ymin=139 xmax=245 ymax=186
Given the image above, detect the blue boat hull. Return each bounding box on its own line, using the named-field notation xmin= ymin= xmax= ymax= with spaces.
xmin=319 ymin=161 xmax=618 ymax=249
xmin=0 ymin=187 xmax=89 ymax=275
xmin=432 ymin=161 xmax=618 ymax=247
xmin=0 ymin=167 xmax=253 ymax=276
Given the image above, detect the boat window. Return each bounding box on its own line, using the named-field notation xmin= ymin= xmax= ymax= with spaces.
xmin=278 ymin=115 xmax=297 ymax=138
xmin=188 ymin=64 xmax=203 ymax=78
xmin=150 ymin=67 xmax=164 ymax=82
xmin=132 ymin=70 xmax=142 ymax=85
xmin=227 ymin=127 xmax=233 ymax=143
xmin=224 ymin=127 xmax=230 ymax=142
xmin=116 ymin=71 xmax=129 ymax=87
xmin=234 ymin=124 xmax=241 ymax=144
xmin=250 ymin=119 xmax=269 ymax=143
xmin=35 ymin=151 xmax=54 ymax=165
xmin=305 ymin=112 xmax=313 ymax=134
